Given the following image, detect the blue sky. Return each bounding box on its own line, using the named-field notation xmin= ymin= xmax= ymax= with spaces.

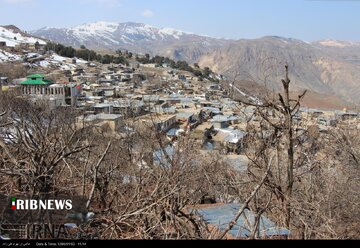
xmin=0 ymin=0 xmax=359 ymax=41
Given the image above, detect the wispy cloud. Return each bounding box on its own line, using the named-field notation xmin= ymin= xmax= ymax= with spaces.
xmin=142 ymin=9 xmax=154 ymax=18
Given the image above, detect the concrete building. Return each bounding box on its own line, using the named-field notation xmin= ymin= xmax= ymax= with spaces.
xmin=76 ymin=113 xmax=123 ymax=133
xmin=136 ymin=114 xmax=177 ymax=132
xmin=21 ymin=74 xmax=80 ymax=108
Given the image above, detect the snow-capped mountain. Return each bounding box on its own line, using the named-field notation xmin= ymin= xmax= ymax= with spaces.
xmin=31 ymin=21 xmax=227 ymax=62
xmin=36 ymin=22 xmax=189 ymax=44
xmin=0 ymin=25 xmax=46 ymax=47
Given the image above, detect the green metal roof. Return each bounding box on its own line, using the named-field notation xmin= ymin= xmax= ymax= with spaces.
xmin=21 ymin=79 xmax=53 ymax=85
xmin=21 ymin=74 xmax=53 ymax=85
xmin=27 ymin=74 xmax=45 ymax=79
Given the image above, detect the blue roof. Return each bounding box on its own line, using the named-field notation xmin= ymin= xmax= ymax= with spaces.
xmin=162 ymin=96 xmax=194 ymax=103
xmin=194 ymin=203 xmax=290 ymax=238
xmin=227 ymin=116 xmax=241 ymax=121
xmin=211 ymin=115 xmax=229 ymax=123
xmin=203 ymin=107 xmax=221 ymax=114
xmin=163 ymin=107 xmax=177 ymax=114
xmin=167 ymin=128 xmax=180 ymax=136
xmin=143 ymin=95 xmax=160 ymax=102
xmin=153 ymin=145 xmax=176 ymax=168
xmin=169 ymin=93 xmax=182 ymax=98
xmin=181 ymin=98 xmax=194 ymax=103
xmin=112 ymin=100 xmax=145 ymax=108
xmin=153 ymin=145 xmax=198 ymax=168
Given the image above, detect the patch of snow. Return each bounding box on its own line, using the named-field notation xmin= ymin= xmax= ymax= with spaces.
xmin=0 ymin=26 xmax=46 ymax=47
xmin=229 ymin=83 xmax=262 ymax=105
xmin=39 ymin=26 xmax=55 ymax=31
xmin=64 ymin=223 xmax=77 ymax=229
xmin=229 ymin=84 xmax=247 ymax=96
xmin=318 ymin=40 xmax=353 ymax=48
xmin=75 ymin=57 xmax=88 ymax=64
xmin=39 ymin=60 xmax=50 ymax=67
xmin=51 ymin=54 xmax=67 ymax=62
xmin=103 ymin=36 xmax=121 ymax=45
xmin=33 ymin=21 xmax=197 ymax=46
xmin=70 ymin=21 xmax=119 ymax=37
xmin=0 ymin=37 xmax=17 ymax=47
xmin=26 ymin=52 xmax=40 ymax=58
xmin=159 ymin=27 xmax=186 ymax=39
xmin=119 ymin=36 xmax=131 ymax=44
xmin=0 ymin=50 xmax=22 ymax=62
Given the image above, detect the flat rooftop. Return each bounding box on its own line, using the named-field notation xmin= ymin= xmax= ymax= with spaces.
xmin=136 ymin=114 xmax=176 ymax=122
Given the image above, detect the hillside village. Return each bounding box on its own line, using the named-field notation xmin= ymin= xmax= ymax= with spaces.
xmin=2 ymin=40 xmax=359 ymax=151
xmin=1 ymin=25 xmax=360 ymax=240
xmin=1 ymin=33 xmax=359 ymax=137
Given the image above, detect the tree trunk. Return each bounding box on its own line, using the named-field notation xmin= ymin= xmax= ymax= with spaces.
xmin=281 ymin=64 xmax=294 ymax=230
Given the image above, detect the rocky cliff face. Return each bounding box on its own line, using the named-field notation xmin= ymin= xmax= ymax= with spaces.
xmin=199 ymin=37 xmax=360 ymax=104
